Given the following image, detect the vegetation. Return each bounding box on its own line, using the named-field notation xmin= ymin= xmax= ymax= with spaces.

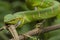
xmin=0 ymin=0 xmax=60 ymax=40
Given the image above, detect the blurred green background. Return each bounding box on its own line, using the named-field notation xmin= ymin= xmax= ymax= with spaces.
xmin=0 ymin=0 xmax=60 ymax=40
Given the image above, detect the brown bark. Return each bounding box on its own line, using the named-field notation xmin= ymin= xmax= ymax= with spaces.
xmin=9 ymin=24 xmax=60 ymax=40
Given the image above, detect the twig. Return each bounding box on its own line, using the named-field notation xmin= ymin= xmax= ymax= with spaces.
xmin=8 ymin=25 xmax=19 ymax=40
xmin=42 ymin=24 xmax=60 ymax=33
xmin=0 ymin=26 xmax=6 ymax=31
xmin=0 ymin=25 xmax=19 ymax=40
xmin=1 ymin=24 xmax=60 ymax=40
xmin=10 ymin=24 xmax=60 ymax=40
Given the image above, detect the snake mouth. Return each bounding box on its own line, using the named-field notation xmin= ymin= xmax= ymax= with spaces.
xmin=5 ymin=18 xmax=21 ymax=25
xmin=5 ymin=21 xmax=21 ymax=28
xmin=5 ymin=18 xmax=24 ymax=27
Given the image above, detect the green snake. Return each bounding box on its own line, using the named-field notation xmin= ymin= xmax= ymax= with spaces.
xmin=4 ymin=0 xmax=60 ymax=28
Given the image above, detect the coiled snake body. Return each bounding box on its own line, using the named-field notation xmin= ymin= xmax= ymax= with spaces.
xmin=4 ymin=1 xmax=60 ymax=27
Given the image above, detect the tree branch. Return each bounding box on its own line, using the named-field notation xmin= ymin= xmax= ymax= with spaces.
xmin=8 ymin=25 xmax=19 ymax=40
xmin=9 ymin=24 xmax=60 ymax=40
xmin=0 ymin=24 xmax=60 ymax=40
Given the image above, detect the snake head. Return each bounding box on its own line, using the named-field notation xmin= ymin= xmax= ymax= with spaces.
xmin=4 ymin=14 xmax=24 ymax=26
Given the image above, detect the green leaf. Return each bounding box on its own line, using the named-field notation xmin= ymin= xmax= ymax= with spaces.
xmin=0 ymin=31 xmax=9 ymax=40
xmin=53 ymin=14 xmax=60 ymax=24
xmin=48 ymin=35 xmax=60 ymax=40
xmin=17 ymin=22 xmax=37 ymax=34
xmin=0 ymin=1 xmax=11 ymax=10
xmin=12 ymin=1 xmax=29 ymax=12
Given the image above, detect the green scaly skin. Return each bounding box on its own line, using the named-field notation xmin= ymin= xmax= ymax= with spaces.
xmin=26 ymin=0 xmax=55 ymax=10
xmin=4 ymin=1 xmax=60 ymax=27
